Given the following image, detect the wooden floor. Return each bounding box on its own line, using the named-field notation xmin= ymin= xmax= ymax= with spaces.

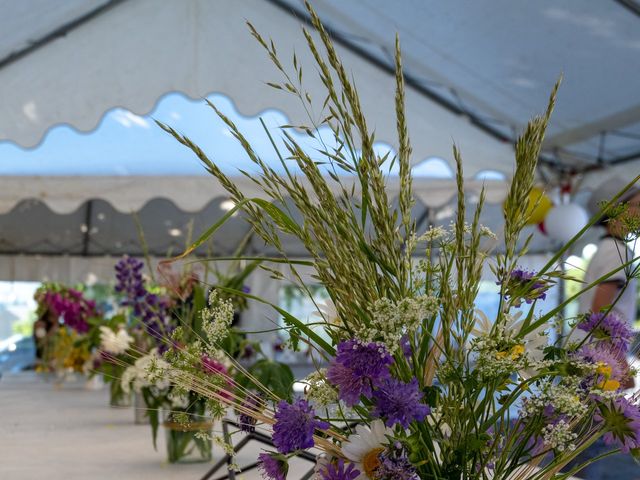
xmin=0 ymin=372 xmax=314 ymax=480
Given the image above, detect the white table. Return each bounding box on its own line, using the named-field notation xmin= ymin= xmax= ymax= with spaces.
xmin=0 ymin=372 xmax=313 ymax=480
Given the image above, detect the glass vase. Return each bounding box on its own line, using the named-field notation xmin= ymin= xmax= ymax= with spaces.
xmin=109 ymin=388 xmax=132 ymax=408
xmin=134 ymin=392 xmax=149 ymax=424
xmin=163 ymin=411 xmax=213 ymax=463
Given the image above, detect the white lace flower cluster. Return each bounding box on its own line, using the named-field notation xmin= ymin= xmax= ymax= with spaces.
xmin=472 ymin=311 xmax=549 ymax=379
xmin=360 ymin=295 xmax=438 ymax=353
xmin=416 ymin=223 xmax=496 ymax=244
xmin=542 ymin=420 xmax=577 ymax=452
xmin=167 ymin=390 xmax=190 ymax=408
xmin=520 ymin=381 xmax=588 ymax=419
xmin=303 ymin=369 xmax=338 ymax=407
xmin=121 ymin=349 xmax=171 ymax=394
xmin=202 ymin=290 xmax=234 ymax=345
xmin=418 ymin=226 xmax=448 ymax=243
xmin=473 ymin=333 xmax=528 ymax=379
xmin=99 ymin=325 xmax=133 ymax=355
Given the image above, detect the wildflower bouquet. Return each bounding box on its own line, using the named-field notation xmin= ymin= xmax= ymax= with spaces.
xmin=116 ymin=256 xmax=294 ymax=462
xmin=34 ymin=283 xmax=102 ymax=376
xmin=156 ymin=3 xmax=640 ymax=479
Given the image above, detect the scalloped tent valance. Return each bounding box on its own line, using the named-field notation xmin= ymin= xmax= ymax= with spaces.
xmin=0 ymin=176 xmax=508 ymax=215
xmin=0 ymin=176 xmax=574 ymax=262
xmin=0 ymin=0 xmax=516 ymax=176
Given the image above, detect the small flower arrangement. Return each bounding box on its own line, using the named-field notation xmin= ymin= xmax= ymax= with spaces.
xmin=34 ymin=283 xmax=98 ymax=335
xmin=154 ymin=3 xmax=640 ymax=478
xmin=33 ymin=283 xmax=103 ymax=377
xmin=114 ymin=256 xmax=293 ymax=463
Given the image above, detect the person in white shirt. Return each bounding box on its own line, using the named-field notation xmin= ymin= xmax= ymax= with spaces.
xmin=578 ymin=177 xmax=640 ymax=325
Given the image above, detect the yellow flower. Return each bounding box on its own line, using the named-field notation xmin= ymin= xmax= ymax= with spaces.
xmin=362 ymin=447 xmax=385 ymax=477
xmin=510 ymin=344 xmax=525 ymax=360
xmin=596 ymin=363 xmax=612 ymax=378
xmin=597 ymin=379 xmax=621 ymax=391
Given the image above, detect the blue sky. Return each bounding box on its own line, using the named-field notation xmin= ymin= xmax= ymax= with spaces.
xmin=0 ymin=92 xmax=497 ymax=178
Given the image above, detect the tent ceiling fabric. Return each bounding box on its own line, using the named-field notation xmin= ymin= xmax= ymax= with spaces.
xmin=0 ymin=0 xmax=111 ymax=61
xmin=0 ymin=176 xmax=508 ymax=214
xmin=0 ymin=0 xmax=516 ymax=176
xmin=281 ymin=0 xmax=640 ymax=174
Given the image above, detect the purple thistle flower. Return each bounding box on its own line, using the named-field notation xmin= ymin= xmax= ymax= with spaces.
xmin=500 ymin=268 xmax=549 ymax=307
xmin=257 ymin=453 xmax=288 ymax=480
xmin=326 ymin=339 xmax=393 ymax=406
xmin=400 ymin=335 xmax=412 ymax=359
xmin=272 ymin=399 xmax=329 ymax=454
xmin=374 ymin=443 xmax=420 ymax=480
xmin=595 ymin=397 xmax=640 ymax=453
xmin=372 ymin=377 xmax=430 ymax=428
xmin=578 ymin=311 xmax=634 ymax=354
xmin=320 ymin=458 xmax=361 ymax=480
xmin=574 ymin=344 xmax=628 ymax=390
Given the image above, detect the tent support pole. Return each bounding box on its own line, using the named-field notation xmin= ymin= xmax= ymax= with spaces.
xmin=81 ymin=200 xmax=93 ymax=257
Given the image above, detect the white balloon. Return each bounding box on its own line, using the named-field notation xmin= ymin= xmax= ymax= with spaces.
xmin=544 ymin=204 xmax=589 ymax=243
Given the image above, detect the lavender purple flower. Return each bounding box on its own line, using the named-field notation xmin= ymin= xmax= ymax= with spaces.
xmin=400 ymin=335 xmax=412 ymax=359
xmin=114 ymin=256 xmax=146 ymax=304
xmin=578 ymin=311 xmax=634 ymax=354
xmin=595 ymin=397 xmax=640 ymax=453
xmin=134 ymin=292 xmax=171 ymax=344
xmin=326 ymin=339 xmax=393 ymax=406
xmin=574 ymin=344 xmax=628 ymax=390
xmin=257 ymin=452 xmax=288 ymax=480
xmin=500 ymin=268 xmax=550 ymax=307
xmin=272 ymin=398 xmax=329 ymax=454
xmin=115 ymin=256 xmax=172 ymax=347
xmin=372 ymin=377 xmax=430 ymax=428
xmin=319 ymin=458 xmax=361 ymax=480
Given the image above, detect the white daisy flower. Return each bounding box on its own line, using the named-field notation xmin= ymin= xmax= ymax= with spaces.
xmin=99 ymin=325 xmax=133 ymax=355
xmin=341 ymin=419 xmax=393 ymax=479
xmin=313 ymin=299 xmax=342 ymax=326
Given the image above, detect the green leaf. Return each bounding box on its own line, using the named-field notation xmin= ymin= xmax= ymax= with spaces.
xmin=246 ymin=359 xmax=295 ymax=400
xmin=215 ymin=286 xmax=335 ymax=356
xmin=142 ymin=388 xmax=162 ymax=450
xmin=252 ymin=199 xmax=302 ymax=237
xmin=421 ymin=385 xmax=441 ymax=408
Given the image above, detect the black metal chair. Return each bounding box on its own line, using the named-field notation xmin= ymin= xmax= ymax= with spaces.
xmin=200 ymin=419 xmax=317 ymax=480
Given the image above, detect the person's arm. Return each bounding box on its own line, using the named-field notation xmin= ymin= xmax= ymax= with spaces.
xmin=590 ymin=280 xmax=625 ymax=313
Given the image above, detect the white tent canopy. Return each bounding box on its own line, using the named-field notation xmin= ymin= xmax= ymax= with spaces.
xmin=1 ymin=0 xmax=640 ymax=180
xmin=0 ymin=0 xmax=517 ymax=175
